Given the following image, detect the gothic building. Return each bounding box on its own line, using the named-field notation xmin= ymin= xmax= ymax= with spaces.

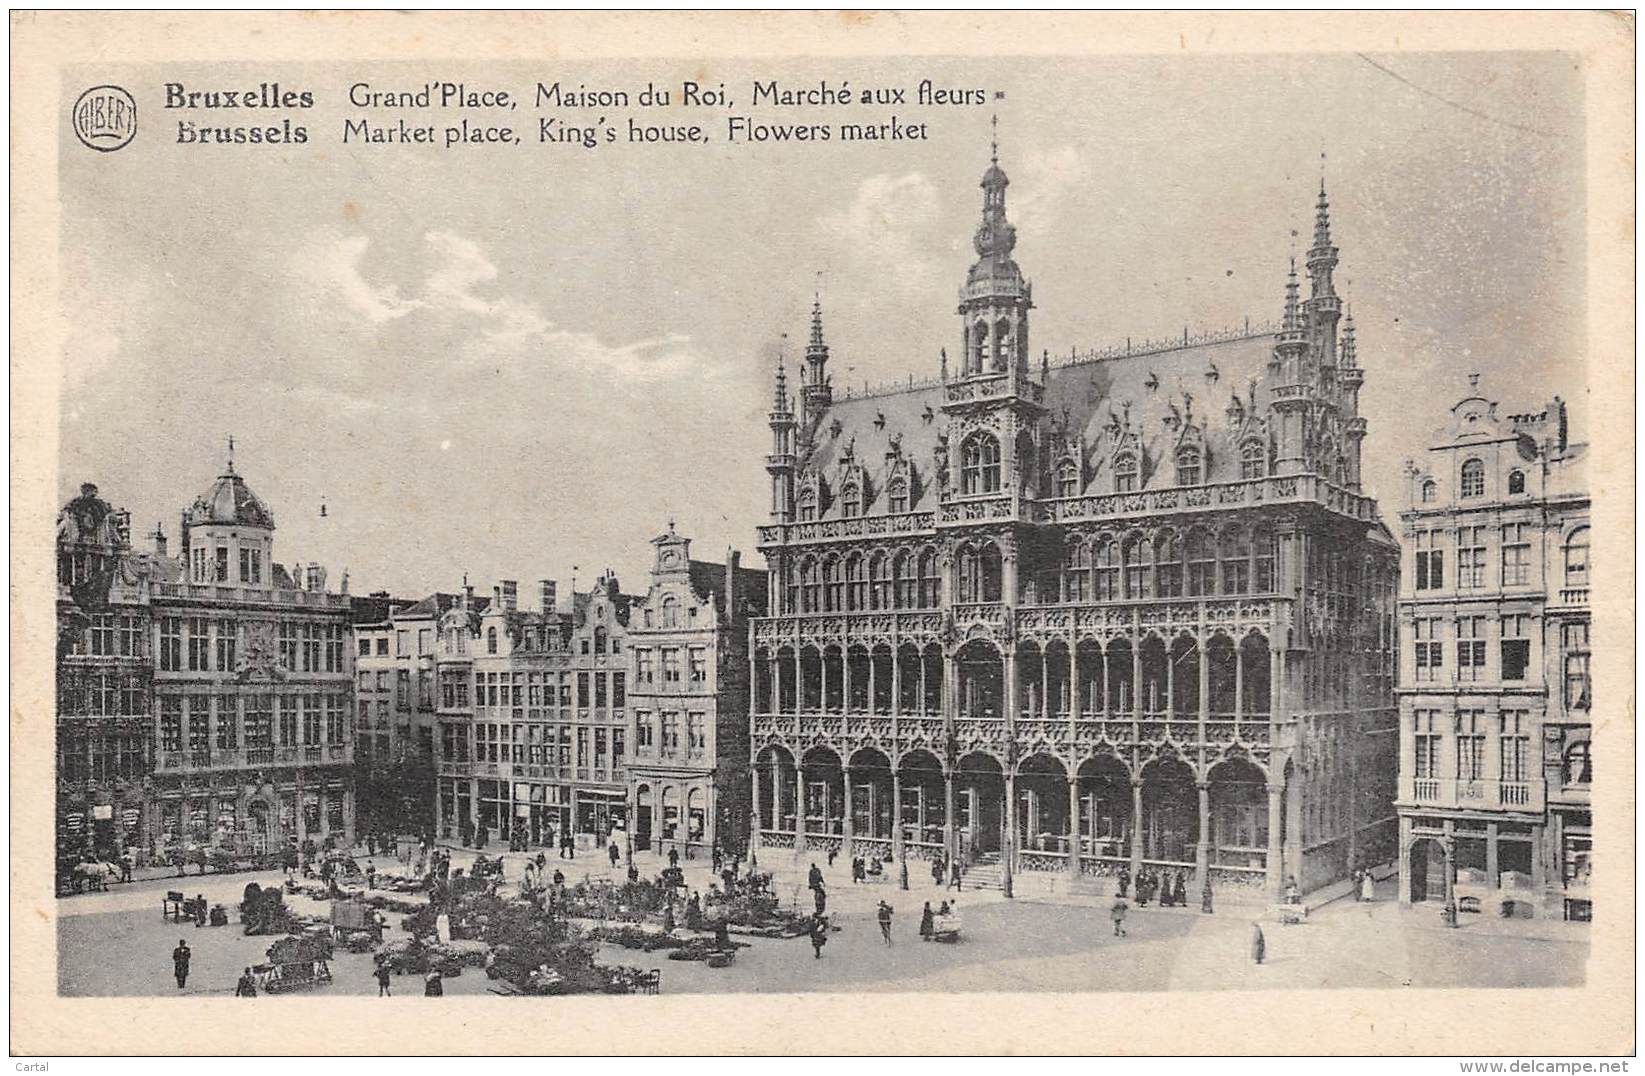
xmin=56 ymin=456 xmax=356 ymax=872
xmin=1396 ymin=381 xmax=1590 ymax=920
xmin=749 ymin=146 xmax=1399 ymax=899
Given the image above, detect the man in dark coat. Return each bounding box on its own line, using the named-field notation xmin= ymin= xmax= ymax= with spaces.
xmin=424 ymin=971 xmax=444 ymax=996
xmin=668 ymin=846 xmax=680 ymax=869
xmin=375 ymin=963 xmax=392 ymax=996
xmin=949 ymin=860 xmax=963 ymax=891
xmin=235 ymin=967 xmax=257 ymax=997
xmin=1172 ymin=873 xmax=1187 ymax=908
xmin=1117 ymin=866 xmax=1131 ymax=899
xmin=1250 ymin=922 xmax=1266 ymax=965
xmin=807 ymin=862 xmax=823 ymax=891
xmin=813 ymin=884 xmax=827 ymax=917
xmin=876 ymin=900 xmax=894 ymax=944
xmin=171 ymin=939 xmax=191 ymax=989
xmin=809 ymin=915 xmax=828 ymax=959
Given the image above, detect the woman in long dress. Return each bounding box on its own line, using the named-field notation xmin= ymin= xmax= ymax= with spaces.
xmin=1249 ymin=922 xmax=1266 ymax=965
xmin=1360 ymin=871 xmax=1376 ymax=902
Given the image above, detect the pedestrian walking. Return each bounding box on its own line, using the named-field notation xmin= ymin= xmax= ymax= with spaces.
xmin=876 ymin=900 xmax=894 ymax=944
xmin=813 ymin=885 xmax=827 ymax=917
xmin=194 ymin=893 xmax=208 ymax=927
xmin=1117 ymin=866 xmax=1130 ymax=899
xmin=931 ymin=856 xmax=944 ymax=887
xmin=172 ymin=939 xmax=191 ymax=989
xmin=1360 ymin=871 xmax=1376 ymax=903
xmin=809 ymin=915 xmax=829 ymax=959
xmin=1172 ymin=873 xmax=1187 ymax=908
xmin=1109 ymin=899 xmax=1128 ymax=937
xmin=119 ymin=851 xmax=133 ymax=884
xmin=609 ymin=842 xmax=620 ymax=868
xmin=949 ymin=860 xmax=963 ymax=891
xmin=827 ymin=847 xmax=838 ymax=868
xmin=919 ymin=902 xmax=934 ymax=941
xmin=235 ymin=967 xmax=257 ymax=997
xmin=1249 ymin=922 xmax=1266 ymax=965
xmin=668 ymin=846 xmax=680 ymax=869
xmin=373 ymin=964 xmax=391 ymax=996
xmin=536 ymin=851 xmax=547 ymax=873
xmin=808 ymin=862 xmax=823 ymax=891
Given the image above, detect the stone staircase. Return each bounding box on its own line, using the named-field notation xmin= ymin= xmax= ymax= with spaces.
xmin=961 ymin=853 xmax=1005 ymax=892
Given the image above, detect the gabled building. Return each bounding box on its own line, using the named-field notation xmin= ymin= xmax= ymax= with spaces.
xmin=749 ymin=146 xmax=1398 ymax=899
xmin=1396 ymin=379 xmax=1590 ymax=920
xmin=624 ymin=522 xmax=767 ymax=857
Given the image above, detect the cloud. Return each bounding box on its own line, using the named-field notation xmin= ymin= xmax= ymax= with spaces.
xmin=314 ymin=235 xmax=423 ymax=323
xmin=818 ymin=172 xmax=946 ymax=291
xmin=1012 ymin=145 xmax=1090 ymax=237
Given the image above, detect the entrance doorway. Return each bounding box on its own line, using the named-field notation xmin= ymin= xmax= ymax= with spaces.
xmin=1409 ymin=837 xmax=1445 ymax=902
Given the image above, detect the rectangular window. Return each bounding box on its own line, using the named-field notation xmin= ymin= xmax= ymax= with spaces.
xmin=1413 ymin=710 xmax=1441 ymax=778
xmin=1562 ymin=621 xmax=1590 ymax=710
xmin=1456 ymin=616 xmax=1486 ymax=681
xmin=595 ymin=672 xmax=608 ymax=710
xmin=302 ymin=697 xmax=322 ymax=746
xmin=558 ymin=680 xmax=572 ymax=708
xmin=396 ymin=630 xmax=410 ymax=655
xmin=326 ymin=696 xmax=345 ymax=745
xmin=689 ymin=648 xmax=707 ymax=685
xmin=376 ymin=637 xmax=388 ymax=656
xmin=215 ymin=618 xmax=237 ymax=672
xmin=576 ymin=728 xmax=588 ymax=767
xmin=661 ymin=712 xmax=680 ymax=753
xmin=1500 ymin=523 xmax=1530 ymax=586
xmin=246 ymin=695 xmax=273 ymax=748
xmin=687 ymin=711 xmax=706 ymax=752
xmin=159 ymin=617 xmax=182 ymax=672
xmin=1414 ymin=532 xmax=1444 ymax=591
xmin=358 ymin=637 xmax=371 ymax=656
xmin=635 ymin=711 xmax=654 ymax=749
xmin=187 ymin=699 xmax=210 ymax=758
xmin=396 ymin=669 xmax=410 ymax=707
xmin=280 ymin=622 xmax=299 ymax=673
xmin=215 ymin=546 xmax=230 ymax=583
xmin=418 ymin=629 xmax=431 ymax=654
xmin=240 ymin=547 xmax=253 ymax=583
xmin=1456 ymin=711 xmax=1486 ymax=780
xmin=89 ymin=614 xmax=114 ymax=656
xmin=612 ymin=672 xmax=625 ymax=709
xmin=1414 ymin=618 xmax=1444 ymax=681
xmin=577 ymin=673 xmax=590 ymax=709
xmin=636 ymin=649 xmax=654 ymax=685
xmin=215 ymin=694 xmax=238 ymax=751
xmin=278 ymin=696 xmax=298 ymax=747
xmin=1499 ymin=711 xmax=1529 ymax=782
xmin=326 ymin=624 xmax=343 ymax=672
xmin=160 ymin=696 xmax=183 ymax=752
xmin=662 ymin=648 xmax=681 ymax=686
xmin=118 ymin=615 xmax=141 ymax=657
xmin=1457 ymin=526 xmax=1487 ymax=590
xmin=1499 ymin=615 xmax=1529 ymax=681
xmin=188 ymin=617 xmax=210 ymax=671
xmin=613 ymin=728 xmax=625 ymax=760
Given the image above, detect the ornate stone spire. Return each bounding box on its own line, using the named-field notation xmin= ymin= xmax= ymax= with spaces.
xmin=1282 ymin=257 xmax=1302 ymax=331
xmin=1340 ymin=310 xmax=1358 ymax=368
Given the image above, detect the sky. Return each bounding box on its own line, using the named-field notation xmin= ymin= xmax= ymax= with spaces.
xmin=58 ymin=51 xmax=1587 ymax=600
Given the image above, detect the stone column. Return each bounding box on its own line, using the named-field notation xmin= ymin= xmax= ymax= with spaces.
xmin=794 ymin=648 xmax=803 ymax=715
xmin=750 ymin=762 xmax=762 ymax=855
xmin=1129 ymin=779 xmax=1144 ymax=878
xmin=1234 ymin=642 xmax=1245 ymax=729
xmin=944 ymin=771 xmax=957 ymax=865
xmin=891 ymin=647 xmax=901 ymax=717
xmin=1002 ymin=772 xmax=1016 ymax=898
xmin=794 ymin=762 xmax=806 ymax=861
xmin=1195 ymin=781 xmax=1211 ymax=890
xmin=1266 ymin=781 xmax=1285 ymax=899
xmin=1486 ymin=822 xmax=1500 ymax=894
xmin=891 ymin=769 xmax=907 ymax=886
xmin=1068 ymin=775 xmax=1083 ymax=880
xmin=843 ymin=765 xmax=855 ymax=859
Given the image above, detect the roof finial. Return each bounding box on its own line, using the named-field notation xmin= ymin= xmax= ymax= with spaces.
xmin=990 ymin=113 xmax=999 ymax=164
xmin=1468 ymin=371 xmax=1481 ymax=392
xmin=226 ymin=434 xmax=235 ymax=474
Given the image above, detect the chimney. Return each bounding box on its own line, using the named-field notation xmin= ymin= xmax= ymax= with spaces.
xmin=500 ymin=580 xmax=518 ymax=611
xmin=540 ymin=579 xmax=557 ymax=613
xmin=305 ymin=562 xmax=327 ymax=592
xmin=150 ymin=522 xmax=168 ymax=558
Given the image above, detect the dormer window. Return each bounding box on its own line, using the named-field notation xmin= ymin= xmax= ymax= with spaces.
xmin=1055 ymin=460 xmax=1079 ymax=498
xmin=1240 ymin=441 xmax=1266 ymax=481
xmin=1113 ymin=451 xmax=1139 ymax=493
xmin=841 ymin=483 xmax=861 ymax=519
xmin=887 ymin=479 xmax=908 ymax=514
xmin=661 ymin=596 xmax=679 ymax=628
xmin=486 ymin=627 xmax=498 ymax=654
xmin=1175 ymin=445 xmax=1202 ymax=487
xmin=594 ymin=627 xmax=607 ymax=654
xmin=1420 ymin=479 xmax=1437 ymax=503
xmin=1460 ymin=458 xmax=1485 ymax=499
xmin=797 ymin=488 xmax=817 ymax=522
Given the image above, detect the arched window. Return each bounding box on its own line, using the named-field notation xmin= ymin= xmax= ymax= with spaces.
xmin=800 ymin=559 xmax=821 ymax=613
xmin=797 ymin=487 xmax=817 ymax=522
xmin=1252 ymin=526 xmax=1276 ymax=593
xmin=844 ymin=554 xmax=866 ymax=611
xmin=1186 ymin=527 xmax=1216 ymax=596
xmin=841 ymin=483 xmax=861 ymax=519
xmin=993 ymin=318 xmax=1013 ymax=371
xmin=784 ymin=561 xmax=799 ymax=613
xmin=1508 ymin=469 xmax=1526 ymax=495
xmin=887 ymin=479 xmax=908 ymax=514
xmin=823 ymin=556 xmax=844 ymax=612
xmin=1420 ymin=479 xmax=1437 ymax=503
xmin=594 ymin=627 xmax=607 ymax=654
xmin=1093 ymin=537 xmax=1119 ymax=600
xmin=1055 ymin=459 xmax=1079 ymax=497
xmin=1562 ymin=740 xmax=1591 ymax=785
xmin=971 ymin=318 xmax=989 ymax=374
xmin=916 ymin=549 xmax=939 ymax=608
xmin=1114 ymin=451 xmax=1139 ymax=493
xmin=1460 ymin=458 xmax=1485 ymax=498
xmin=1064 ymin=539 xmax=1090 ymax=602
xmin=1176 ymin=445 xmax=1202 ymax=487
xmin=661 ymin=595 xmax=679 ymax=627
xmin=1155 ymin=531 xmax=1182 ymax=597
xmin=1240 ymin=440 xmax=1266 ymax=480
xmin=960 ymin=434 xmax=1002 ymax=495
xmin=1564 ymin=526 xmax=1589 ymax=586
xmin=1122 ymin=533 xmax=1151 ymax=599
xmin=486 ymin=627 xmax=498 ymax=654
xmin=1016 ymin=431 xmax=1038 ymax=494
xmin=889 ymin=550 xmax=912 ymax=609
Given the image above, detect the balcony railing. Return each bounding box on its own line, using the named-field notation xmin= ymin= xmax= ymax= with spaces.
xmin=757 ymin=511 xmax=937 ymax=548
xmin=1403 ymin=777 xmax=1543 ymax=812
xmin=154 ymin=581 xmax=351 ymax=608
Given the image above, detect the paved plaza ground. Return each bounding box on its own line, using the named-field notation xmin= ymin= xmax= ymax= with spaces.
xmin=56 ymin=846 xmax=1590 ymax=997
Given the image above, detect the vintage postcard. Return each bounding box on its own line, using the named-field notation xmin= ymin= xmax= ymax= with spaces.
xmin=10 ymin=9 xmax=1635 ymax=1057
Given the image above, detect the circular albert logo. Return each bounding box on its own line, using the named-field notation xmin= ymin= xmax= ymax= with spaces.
xmin=71 ymin=85 xmax=137 ymax=152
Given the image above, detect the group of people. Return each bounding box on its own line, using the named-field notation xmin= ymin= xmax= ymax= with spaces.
xmin=917 ymin=899 xmax=958 ymax=941
xmin=1116 ymin=866 xmax=1189 ymax=908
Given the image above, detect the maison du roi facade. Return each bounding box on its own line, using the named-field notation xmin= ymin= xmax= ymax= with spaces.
xmin=431 ymin=525 xmax=765 ymax=857
xmin=56 ymin=460 xmax=356 ymax=865
xmin=1396 ymin=381 xmax=1591 ymax=921
xmin=749 ymin=148 xmax=1399 ymax=900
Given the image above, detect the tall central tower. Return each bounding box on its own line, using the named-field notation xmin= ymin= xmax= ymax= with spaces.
xmin=957 ymin=129 xmax=1032 ymax=380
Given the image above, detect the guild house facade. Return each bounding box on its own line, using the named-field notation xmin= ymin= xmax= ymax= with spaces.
xmin=750 ymin=147 xmax=1398 ymax=899
xmin=1395 ymin=381 xmax=1591 ymax=921
xmin=56 ymin=454 xmax=356 ymax=870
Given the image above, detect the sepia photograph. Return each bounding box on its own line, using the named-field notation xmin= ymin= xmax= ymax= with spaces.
xmin=11 ymin=9 xmax=1634 ymax=1058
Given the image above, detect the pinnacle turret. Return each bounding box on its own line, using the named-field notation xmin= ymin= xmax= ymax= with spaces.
xmin=1340 ymin=311 xmax=1358 ymax=368
xmin=1282 ymin=258 xmax=1302 ymax=331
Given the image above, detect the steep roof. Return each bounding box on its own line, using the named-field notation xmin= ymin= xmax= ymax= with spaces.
xmin=186 ymin=469 xmax=275 ymax=529
xmin=687 ymin=559 xmax=770 ymax=618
